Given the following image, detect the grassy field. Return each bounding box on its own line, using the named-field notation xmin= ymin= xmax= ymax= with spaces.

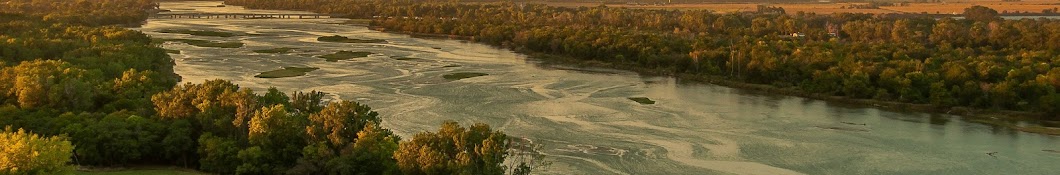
xmin=537 ymin=1 xmax=1060 ymax=14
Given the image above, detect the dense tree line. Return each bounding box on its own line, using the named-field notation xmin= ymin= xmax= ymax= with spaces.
xmin=227 ymin=0 xmax=1060 ymax=119
xmin=2 ymin=0 xmax=527 ymax=174
xmin=0 ymin=0 xmax=155 ymax=26
xmin=149 ymin=81 xmax=514 ymax=174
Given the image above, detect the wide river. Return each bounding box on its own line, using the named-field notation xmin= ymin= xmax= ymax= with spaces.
xmin=138 ymin=1 xmax=1060 ymax=174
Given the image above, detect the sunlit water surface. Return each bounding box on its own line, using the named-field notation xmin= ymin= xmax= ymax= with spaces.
xmin=135 ymin=2 xmax=1060 ymax=174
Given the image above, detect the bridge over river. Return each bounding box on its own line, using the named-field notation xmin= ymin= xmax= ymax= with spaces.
xmin=152 ymin=12 xmax=334 ymax=19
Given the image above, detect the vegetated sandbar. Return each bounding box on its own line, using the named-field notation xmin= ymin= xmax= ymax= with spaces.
xmin=255 ymin=67 xmax=320 ymax=78
xmin=317 ymin=35 xmax=387 ymax=43
xmin=167 ymin=39 xmax=244 ymax=48
xmin=317 ymin=51 xmax=373 ymax=62
xmin=159 ymin=29 xmax=237 ymax=37
xmin=391 ymin=56 xmax=417 ymax=60
xmin=253 ymin=47 xmax=297 ymax=54
xmin=628 ymin=97 xmax=655 ymax=104
xmin=443 ymin=72 xmax=488 ymax=80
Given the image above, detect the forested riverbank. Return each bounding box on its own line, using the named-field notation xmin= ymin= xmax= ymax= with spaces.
xmin=0 ymin=0 xmax=530 ymax=174
xmin=224 ymin=0 xmax=1060 ymax=132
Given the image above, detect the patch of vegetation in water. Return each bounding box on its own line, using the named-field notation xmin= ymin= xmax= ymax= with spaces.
xmin=159 ymin=29 xmax=237 ymax=37
xmin=255 ymin=67 xmax=320 ymax=78
xmin=253 ymin=47 xmax=297 ymax=54
xmin=391 ymin=56 xmax=417 ymax=61
xmin=443 ymin=72 xmax=488 ymax=80
xmin=317 ymin=35 xmax=387 ymax=43
xmin=167 ymin=39 xmax=244 ymax=48
xmin=317 ymin=51 xmax=373 ymax=62
xmin=628 ymin=97 xmax=656 ymax=104
xmin=164 ymin=49 xmax=180 ymax=54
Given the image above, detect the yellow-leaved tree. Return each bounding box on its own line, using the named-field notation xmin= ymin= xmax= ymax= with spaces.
xmin=0 ymin=127 xmax=74 ymax=174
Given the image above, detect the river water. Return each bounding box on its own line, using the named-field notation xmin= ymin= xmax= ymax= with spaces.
xmin=137 ymin=1 xmax=1060 ymax=174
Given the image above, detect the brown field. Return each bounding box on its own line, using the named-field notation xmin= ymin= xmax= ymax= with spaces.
xmin=535 ymin=0 xmax=1060 ymax=14
xmin=883 ymin=2 xmax=1060 ymax=14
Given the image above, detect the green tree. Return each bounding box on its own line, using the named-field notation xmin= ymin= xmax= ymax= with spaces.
xmin=841 ymin=73 xmax=874 ymax=98
xmin=259 ymin=88 xmax=291 ymax=108
xmin=963 ymin=6 xmax=1000 ymax=22
xmin=236 ymin=146 xmax=271 ymax=175
xmin=325 ymin=123 xmax=400 ymax=175
xmin=160 ymin=119 xmax=196 ymax=167
xmin=246 ymin=104 xmax=306 ymax=174
xmin=287 ymin=142 xmax=334 ymax=175
xmin=197 ymin=133 xmax=241 ymax=174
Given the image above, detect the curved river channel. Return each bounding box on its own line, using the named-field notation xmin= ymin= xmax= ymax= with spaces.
xmin=137 ymin=1 xmax=1060 ymax=174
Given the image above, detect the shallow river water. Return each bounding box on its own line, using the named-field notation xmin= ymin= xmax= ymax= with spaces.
xmin=137 ymin=1 xmax=1060 ymax=174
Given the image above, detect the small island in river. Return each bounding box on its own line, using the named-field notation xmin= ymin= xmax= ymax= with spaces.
xmin=255 ymin=67 xmax=320 ymax=78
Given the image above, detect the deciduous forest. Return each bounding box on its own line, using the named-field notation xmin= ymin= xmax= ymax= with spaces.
xmin=0 ymin=0 xmax=525 ymax=174
xmin=4 ymin=0 xmax=1060 ymax=174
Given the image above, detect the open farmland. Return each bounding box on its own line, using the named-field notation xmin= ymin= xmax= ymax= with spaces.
xmin=536 ymin=0 xmax=1060 ymax=14
xmin=884 ymin=2 xmax=1060 ymax=14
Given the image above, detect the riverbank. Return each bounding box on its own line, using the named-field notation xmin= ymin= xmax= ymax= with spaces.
xmin=528 ymin=51 xmax=1060 ymax=136
xmin=371 ymin=26 xmax=1060 ymax=136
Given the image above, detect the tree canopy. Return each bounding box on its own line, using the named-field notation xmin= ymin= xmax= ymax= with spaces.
xmin=0 ymin=127 xmax=74 ymax=175
xmin=964 ymin=5 xmax=1000 ymax=22
xmin=1 ymin=1 xmax=522 ymax=174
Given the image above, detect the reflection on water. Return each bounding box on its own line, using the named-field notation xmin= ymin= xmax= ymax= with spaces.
xmin=141 ymin=1 xmax=1060 ymax=175
xmin=929 ymin=115 xmax=951 ymax=126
